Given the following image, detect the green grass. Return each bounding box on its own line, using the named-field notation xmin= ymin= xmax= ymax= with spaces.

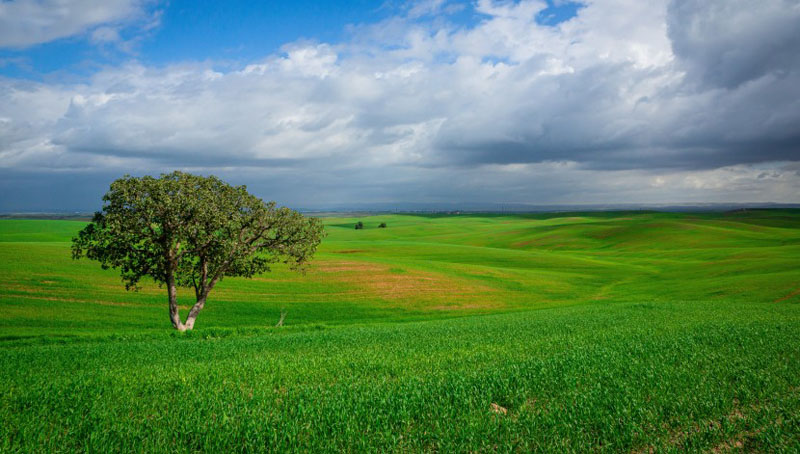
xmin=1 ymin=211 xmax=799 ymax=452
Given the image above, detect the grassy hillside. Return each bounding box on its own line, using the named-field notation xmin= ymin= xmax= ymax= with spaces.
xmin=1 ymin=211 xmax=799 ymax=452
xmin=2 ymin=211 xmax=798 ymax=338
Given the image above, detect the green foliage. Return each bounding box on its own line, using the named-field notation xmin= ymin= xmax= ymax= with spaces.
xmin=70 ymin=171 xmax=324 ymax=329
xmin=355 ymin=221 xmax=364 ymax=230
xmin=378 ymin=222 xmax=387 ymax=228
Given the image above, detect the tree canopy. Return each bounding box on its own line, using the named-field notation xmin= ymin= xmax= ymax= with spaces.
xmin=72 ymin=171 xmax=324 ymax=331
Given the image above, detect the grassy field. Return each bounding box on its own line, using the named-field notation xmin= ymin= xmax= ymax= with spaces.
xmin=1 ymin=211 xmax=799 ymax=452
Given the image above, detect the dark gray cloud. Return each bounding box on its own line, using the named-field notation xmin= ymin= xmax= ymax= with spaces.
xmin=1 ymin=0 xmax=799 ymax=210
xmin=668 ymin=0 xmax=800 ymax=89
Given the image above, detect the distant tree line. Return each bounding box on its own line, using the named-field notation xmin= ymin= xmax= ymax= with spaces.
xmin=355 ymin=221 xmax=387 ymax=229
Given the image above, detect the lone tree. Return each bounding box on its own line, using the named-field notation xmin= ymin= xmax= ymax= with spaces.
xmin=354 ymin=221 xmax=364 ymax=230
xmin=72 ymin=171 xmax=324 ymax=331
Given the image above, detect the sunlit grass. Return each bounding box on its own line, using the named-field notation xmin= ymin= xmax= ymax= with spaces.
xmin=1 ymin=211 xmax=799 ymax=452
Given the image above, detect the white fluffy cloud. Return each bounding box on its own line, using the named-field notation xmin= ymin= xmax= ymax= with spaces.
xmin=1 ymin=0 xmax=799 ymax=209
xmin=0 ymin=0 xmax=153 ymax=48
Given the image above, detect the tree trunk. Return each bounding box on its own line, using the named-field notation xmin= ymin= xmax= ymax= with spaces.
xmin=181 ymin=270 xmax=219 ymax=331
xmin=183 ymin=296 xmax=207 ymax=331
xmin=167 ymin=272 xmax=186 ymax=331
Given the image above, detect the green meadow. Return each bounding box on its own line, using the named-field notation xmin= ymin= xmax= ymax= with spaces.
xmin=1 ymin=211 xmax=799 ymax=452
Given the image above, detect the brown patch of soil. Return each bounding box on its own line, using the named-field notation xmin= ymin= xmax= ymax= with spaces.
xmin=709 ymin=439 xmax=744 ymax=453
xmin=314 ymin=261 xmax=384 ymax=273
xmin=3 ymin=286 xmax=162 ymax=307
xmin=8 ymin=293 xmax=143 ymax=307
xmin=429 ymin=303 xmax=494 ymax=311
xmin=631 ymin=398 xmax=787 ymax=454
xmin=775 ymin=287 xmax=800 ymax=303
xmin=708 ymin=420 xmax=773 ymax=454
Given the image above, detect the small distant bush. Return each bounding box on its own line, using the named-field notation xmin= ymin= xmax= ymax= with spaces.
xmin=378 ymin=222 xmax=387 ymax=228
xmin=355 ymin=221 xmax=364 ymax=230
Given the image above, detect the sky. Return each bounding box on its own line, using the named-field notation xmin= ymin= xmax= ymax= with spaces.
xmin=0 ymin=0 xmax=799 ymax=211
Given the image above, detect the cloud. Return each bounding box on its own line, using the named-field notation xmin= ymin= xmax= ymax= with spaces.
xmin=90 ymin=27 xmax=122 ymax=44
xmin=0 ymin=0 xmax=154 ymax=48
xmin=667 ymin=0 xmax=800 ymax=89
xmin=0 ymin=0 xmax=799 ymax=209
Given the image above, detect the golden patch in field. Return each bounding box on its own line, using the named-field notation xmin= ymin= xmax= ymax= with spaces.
xmin=313 ymin=260 xmax=498 ymax=309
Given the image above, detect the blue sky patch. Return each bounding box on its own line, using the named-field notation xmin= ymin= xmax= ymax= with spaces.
xmin=536 ymin=1 xmax=584 ymax=26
